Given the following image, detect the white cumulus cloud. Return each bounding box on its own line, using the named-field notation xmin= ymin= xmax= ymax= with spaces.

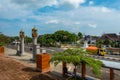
xmin=62 ymin=0 xmax=86 ymax=8
xmin=46 ymin=20 xmax=59 ymax=24
xmin=101 ymin=7 xmax=111 ymax=13
xmin=88 ymin=23 xmax=97 ymax=28
xmin=75 ymin=21 xmax=81 ymax=25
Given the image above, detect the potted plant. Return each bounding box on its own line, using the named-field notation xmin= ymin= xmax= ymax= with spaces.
xmin=50 ymin=48 xmax=103 ymax=80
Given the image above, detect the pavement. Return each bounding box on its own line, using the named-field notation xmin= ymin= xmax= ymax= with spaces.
xmin=4 ymin=47 xmax=120 ymax=80
xmin=4 ymin=47 xmax=62 ymax=72
xmin=4 ymin=47 xmax=66 ymax=79
xmin=4 ymin=47 xmax=102 ymax=80
xmin=0 ymin=54 xmax=39 ymax=80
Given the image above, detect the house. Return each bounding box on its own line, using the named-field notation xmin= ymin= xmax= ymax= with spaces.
xmin=100 ymin=33 xmax=119 ymax=42
xmin=100 ymin=33 xmax=120 ymax=47
xmin=84 ymin=35 xmax=98 ymax=44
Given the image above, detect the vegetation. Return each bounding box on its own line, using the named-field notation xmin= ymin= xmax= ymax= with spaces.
xmin=50 ymin=48 xmax=103 ymax=80
xmin=25 ymin=36 xmax=32 ymax=44
xmin=0 ymin=34 xmax=11 ymax=46
xmin=78 ymin=32 xmax=83 ymax=39
xmin=103 ymin=39 xmax=111 ymax=46
xmin=52 ymin=30 xmax=78 ymax=43
xmin=96 ymin=39 xmax=120 ymax=48
xmin=38 ymin=34 xmax=55 ymax=46
xmin=38 ymin=30 xmax=79 ymax=46
xmin=96 ymin=40 xmax=103 ymax=47
xmin=10 ymin=36 xmax=19 ymax=42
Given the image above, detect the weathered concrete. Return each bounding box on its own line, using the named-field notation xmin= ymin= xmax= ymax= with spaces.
xmin=19 ymin=30 xmax=25 ymax=56
xmin=32 ymin=27 xmax=38 ymax=61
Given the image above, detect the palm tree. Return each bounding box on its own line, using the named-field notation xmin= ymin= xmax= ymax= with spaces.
xmin=50 ymin=48 xmax=103 ymax=80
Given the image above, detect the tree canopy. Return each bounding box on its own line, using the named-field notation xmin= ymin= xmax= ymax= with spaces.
xmin=50 ymin=48 xmax=103 ymax=78
xmin=78 ymin=32 xmax=83 ymax=39
xmin=0 ymin=34 xmax=11 ymax=46
xmin=38 ymin=34 xmax=55 ymax=46
xmin=51 ymin=30 xmax=78 ymax=43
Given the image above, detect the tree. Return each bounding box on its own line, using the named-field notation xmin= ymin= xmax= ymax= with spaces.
xmin=103 ymin=39 xmax=111 ymax=46
xmin=0 ymin=34 xmax=11 ymax=46
xmin=52 ymin=30 xmax=78 ymax=44
xmin=25 ymin=36 xmax=32 ymax=44
xmin=78 ymin=32 xmax=83 ymax=39
xmin=52 ymin=30 xmax=69 ymax=43
xmin=50 ymin=48 xmax=103 ymax=80
xmin=96 ymin=40 xmax=104 ymax=47
xmin=38 ymin=34 xmax=55 ymax=46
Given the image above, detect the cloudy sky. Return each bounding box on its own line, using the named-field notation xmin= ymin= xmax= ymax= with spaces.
xmin=0 ymin=0 xmax=120 ymax=36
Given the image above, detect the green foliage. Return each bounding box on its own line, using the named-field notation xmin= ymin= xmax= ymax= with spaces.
xmin=52 ymin=30 xmax=78 ymax=43
xmin=50 ymin=48 xmax=103 ymax=77
xmin=0 ymin=34 xmax=11 ymax=46
xmin=52 ymin=30 xmax=69 ymax=42
xmin=103 ymin=39 xmax=111 ymax=45
xmin=38 ymin=30 xmax=79 ymax=46
xmin=25 ymin=36 xmax=32 ymax=43
xmin=82 ymin=57 xmax=103 ymax=77
xmin=38 ymin=34 xmax=55 ymax=46
xmin=96 ymin=40 xmax=103 ymax=47
xmin=10 ymin=36 xmax=19 ymax=42
xmin=111 ymin=41 xmax=120 ymax=48
xmin=0 ymin=42 xmax=5 ymax=46
xmin=78 ymin=32 xmax=83 ymax=39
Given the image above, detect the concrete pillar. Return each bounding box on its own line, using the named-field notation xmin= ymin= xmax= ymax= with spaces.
xmin=19 ymin=30 xmax=25 ymax=56
xmin=16 ymin=43 xmax=20 ymax=55
xmin=33 ymin=37 xmax=37 ymax=45
xmin=33 ymin=45 xmax=40 ymax=61
xmin=21 ymin=38 xmax=24 ymax=55
xmin=32 ymin=27 xmax=38 ymax=61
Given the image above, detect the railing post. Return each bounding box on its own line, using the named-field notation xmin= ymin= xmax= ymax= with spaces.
xmin=81 ymin=62 xmax=86 ymax=80
xmin=110 ymin=68 xmax=114 ymax=80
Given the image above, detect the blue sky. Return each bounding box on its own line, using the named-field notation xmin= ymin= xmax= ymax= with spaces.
xmin=0 ymin=0 xmax=120 ymax=36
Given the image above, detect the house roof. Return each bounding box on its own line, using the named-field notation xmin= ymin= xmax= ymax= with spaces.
xmin=100 ymin=33 xmax=119 ymax=41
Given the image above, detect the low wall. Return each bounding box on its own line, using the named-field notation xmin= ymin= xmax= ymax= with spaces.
xmin=36 ymin=53 xmax=50 ymax=73
xmin=0 ymin=46 xmax=4 ymax=55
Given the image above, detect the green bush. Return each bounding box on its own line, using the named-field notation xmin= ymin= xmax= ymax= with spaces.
xmin=0 ymin=42 xmax=5 ymax=46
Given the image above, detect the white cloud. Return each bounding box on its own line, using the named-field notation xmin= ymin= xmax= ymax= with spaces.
xmin=88 ymin=23 xmax=97 ymax=28
xmin=62 ymin=0 xmax=86 ymax=8
xmin=46 ymin=20 xmax=59 ymax=24
xmin=1 ymin=0 xmax=120 ymax=36
xmin=0 ymin=0 xmax=33 ymax=19
xmin=0 ymin=0 xmax=86 ymax=19
xmin=12 ymin=0 xmax=58 ymax=8
xmin=75 ymin=21 xmax=81 ymax=25
xmin=0 ymin=0 xmax=59 ymax=19
xmin=101 ymin=7 xmax=111 ymax=13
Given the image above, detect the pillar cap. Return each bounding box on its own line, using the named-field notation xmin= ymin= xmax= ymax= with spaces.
xmin=32 ymin=27 xmax=37 ymax=31
xmin=32 ymin=27 xmax=38 ymax=37
xmin=20 ymin=29 xmax=24 ymax=38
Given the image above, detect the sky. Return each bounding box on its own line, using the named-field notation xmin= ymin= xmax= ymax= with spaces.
xmin=0 ymin=0 xmax=120 ymax=37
